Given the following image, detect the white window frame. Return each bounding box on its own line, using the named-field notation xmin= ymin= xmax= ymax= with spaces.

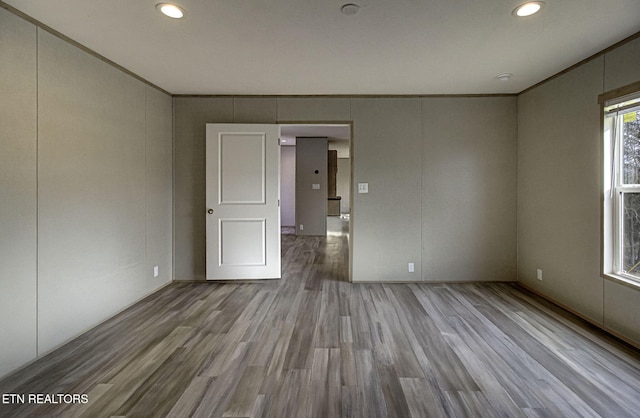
xmin=603 ymin=93 xmax=640 ymax=286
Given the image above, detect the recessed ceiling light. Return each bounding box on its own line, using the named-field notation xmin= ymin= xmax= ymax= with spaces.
xmin=156 ymin=3 xmax=185 ymax=19
xmin=341 ymin=3 xmax=360 ymax=16
xmin=496 ymin=73 xmax=513 ymax=81
xmin=512 ymin=1 xmax=545 ymax=17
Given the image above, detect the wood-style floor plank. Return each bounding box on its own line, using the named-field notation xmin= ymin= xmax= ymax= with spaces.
xmin=3 ymin=217 xmax=640 ymax=417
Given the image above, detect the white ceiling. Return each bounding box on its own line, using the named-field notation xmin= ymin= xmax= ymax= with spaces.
xmin=4 ymin=0 xmax=639 ymax=95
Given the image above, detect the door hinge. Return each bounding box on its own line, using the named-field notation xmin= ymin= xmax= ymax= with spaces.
xmin=278 ymin=199 xmax=280 ymax=207
xmin=278 ymin=138 xmax=281 ymax=146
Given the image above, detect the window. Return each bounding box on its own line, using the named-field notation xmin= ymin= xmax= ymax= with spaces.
xmin=604 ymin=94 xmax=640 ymax=283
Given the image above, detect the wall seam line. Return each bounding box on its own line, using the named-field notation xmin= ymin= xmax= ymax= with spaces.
xmin=35 ymin=25 xmax=40 ymax=358
xmin=172 ymin=98 xmax=175 ymax=281
xmin=602 ymin=53 xmax=606 ymax=326
xmin=144 ymin=87 xmax=148 ymax=284
xmin=515 ymin=94 xmax=519 ymax=284
xmin=420 ymin=98 xmax=424 ymax=282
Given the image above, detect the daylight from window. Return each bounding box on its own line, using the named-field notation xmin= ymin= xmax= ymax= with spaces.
xmin=621 ymin=112 xmax=640 ymax=276
xmin=607 ymin=102 xmax=640 ymax=281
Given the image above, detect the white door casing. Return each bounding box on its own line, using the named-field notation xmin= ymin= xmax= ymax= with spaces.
xmin=205 ymin=124 xmax=281 ymax=280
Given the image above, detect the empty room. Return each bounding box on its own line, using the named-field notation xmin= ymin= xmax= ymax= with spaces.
xmin=2 ymin=0 xmax=640 ymax=416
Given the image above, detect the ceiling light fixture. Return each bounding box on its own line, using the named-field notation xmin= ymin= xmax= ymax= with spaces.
xmin=512 ymin=1 xmax=545 ymax=17
xmin=495 ymin=73 xmax=512 ymax=81
xmin=156 ymin=3 xmax=185 ymax=19
xmin=341 ymin=3 xmax=360 ymax=16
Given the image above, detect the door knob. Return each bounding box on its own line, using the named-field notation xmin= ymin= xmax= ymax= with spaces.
xmin=207 ymin=209 xmax=214 ymax=214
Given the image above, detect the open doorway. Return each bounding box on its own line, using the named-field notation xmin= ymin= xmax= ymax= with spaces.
xmin=204 ymin=123 xmax=351 ymax=282
xmin=279 ymin=124 xmax=352 ymax=278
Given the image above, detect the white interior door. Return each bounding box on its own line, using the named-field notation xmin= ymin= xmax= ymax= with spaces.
xmin=206 ymin=124 xmax=281 ymax=280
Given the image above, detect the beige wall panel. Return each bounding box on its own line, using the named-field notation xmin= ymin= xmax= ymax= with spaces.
xmin=517 ymin=57 xmax=604 ymax=323
xmin=422 ymin=97 xmax=517 ymax=282
xmin=37 ymin=30 xmax=148 ymax=353
xmin=604 ymin=36 xmax=640 ymax=92
xmin=173 ymin=97 xmax=233 ymax=280
xmin=351 ymin=98 xmax=422 ymax=281
xmin=146 ymin=86 xmax=174 ymax=286
xmin=0 ymin=9 xmax=38 ymax=378
xmin=296 ymin=138 xmax=328 ymax=235
xmin=604 ymin=280 xmax=640 ymax=346
xmin=281 ymin=146 xmax=296 ymax=227
xmin=277 ymin=97 xmax=351 ymax=121
xmin=234 ymin=98 xmax=277 ymax=123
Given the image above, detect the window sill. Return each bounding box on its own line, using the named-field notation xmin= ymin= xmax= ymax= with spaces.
xmin=603 ymin=272 xmax=640 ymax=291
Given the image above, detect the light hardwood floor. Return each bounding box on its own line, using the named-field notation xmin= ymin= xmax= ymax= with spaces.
xmin=2 ymin=218 xmax=640 ymax=417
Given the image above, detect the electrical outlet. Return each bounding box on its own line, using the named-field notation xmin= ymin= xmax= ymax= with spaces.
xmin=408 ymin=262 xmax=415 ymax=273
xmin=154 ymin=266 xmax=159 ymax=278
xmin=299 ymin=224 xmax=304 ymax=231
xmin=536 ymin=268 xmax=542 ymax=281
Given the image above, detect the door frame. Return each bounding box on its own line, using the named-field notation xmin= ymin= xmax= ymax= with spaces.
xmin=278 ymin=121 xmax=354 ymax=283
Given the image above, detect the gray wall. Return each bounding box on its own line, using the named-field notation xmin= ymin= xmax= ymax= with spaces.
xmin=0 ymin=7 xmax=38 ymax=379
xmin=352 ymin=98 xmax=424 ymax=281
xmin=173 ymin=96 xmax=517 ymax=282
xmin=296 ymin=138 xmax=328 ymax=235
xmin=422 ymin=98 xmax=517 ymax=281
xmin=280 ymin=146 xmax=296 ymax=227
xmin=517 ymin=37 xmax=640 ymax=342
xmin=0 ymin=8 xmax=173 ymax=378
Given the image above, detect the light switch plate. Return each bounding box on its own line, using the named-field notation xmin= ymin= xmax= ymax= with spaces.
xmin=358 ymin=183 xmax=369 ymax=193
xmin=312 ymin=183 xmax=320 ymax=190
